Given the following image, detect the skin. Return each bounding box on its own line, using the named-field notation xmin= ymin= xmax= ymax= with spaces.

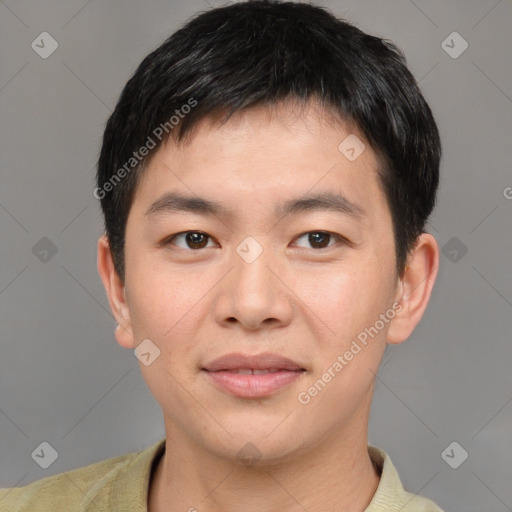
xmin=97 ymin=99 xmax=439 ymax=512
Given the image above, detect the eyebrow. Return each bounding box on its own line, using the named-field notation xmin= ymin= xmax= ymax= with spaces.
xmin=144 ymin=191 xmax=366 ymax=220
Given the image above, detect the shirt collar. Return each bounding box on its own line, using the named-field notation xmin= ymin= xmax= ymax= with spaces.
xmin=365 ymin=445 xmax=413 ymax=511
xmin=109 ymin=440 xmax=407 ymax=511
xmin=109 ymin=438 xmax=166 ymax=511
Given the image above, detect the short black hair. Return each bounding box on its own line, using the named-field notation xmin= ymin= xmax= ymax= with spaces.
xmin=96 ymin=0 xmax=441 ymax=282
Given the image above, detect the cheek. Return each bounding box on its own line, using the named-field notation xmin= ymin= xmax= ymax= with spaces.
xmin=126 ymin=269 xmax=207 ymax=405
xmin=126 ymin=261 xmax=215 ymax=361
xmin=299 ymin=261 xmax=390 ymax=344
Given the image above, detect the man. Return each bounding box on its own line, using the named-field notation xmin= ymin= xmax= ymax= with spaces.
xmin=0 ymin=1 xmax=443 ymax=510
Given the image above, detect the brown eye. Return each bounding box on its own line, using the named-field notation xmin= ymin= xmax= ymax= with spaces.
xmin=165 ymin=231 xmax=214 ymax=250
xmin=308 ymin=232 xmax=331 ymax=249
xmin=294 ymin=231 xmax=343 ymax=249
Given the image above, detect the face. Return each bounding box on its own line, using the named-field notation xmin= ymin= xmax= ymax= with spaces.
xmin=110 ymin=100 xmax=405 ymax=463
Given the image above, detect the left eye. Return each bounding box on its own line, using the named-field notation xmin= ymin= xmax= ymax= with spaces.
xmin=293 ymin=231 xmax=343 ymax=249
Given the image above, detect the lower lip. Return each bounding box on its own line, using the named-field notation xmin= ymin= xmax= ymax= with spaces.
xmin=203 ymin=370 xmax=305 ymax=398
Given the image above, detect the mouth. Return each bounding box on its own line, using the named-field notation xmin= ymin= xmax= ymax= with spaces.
xmin=202 ymin=352 xmax=306 ymax=372
xmin=216 ymin=368 xmax=302 ymax=374
xmin=201 ymin=352 xmax=307 ymax=398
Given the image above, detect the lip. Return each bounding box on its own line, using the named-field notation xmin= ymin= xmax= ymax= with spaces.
xmin=202 ymin=352 xmax=305 ymax=372
xmin=201 ymin=352 xmax=306 ymax=399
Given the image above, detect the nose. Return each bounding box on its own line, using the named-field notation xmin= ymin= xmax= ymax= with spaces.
xmin=213 ymin=243 xmax=293 ymax=331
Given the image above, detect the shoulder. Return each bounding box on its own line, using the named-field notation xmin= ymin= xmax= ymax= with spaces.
xmin=366 ymin=446 xmax=444 ymax=512
xmin=398 ymin=491 xmax=445 ymax=512
xmin=0 ymin=449 xmax=141 ymax=512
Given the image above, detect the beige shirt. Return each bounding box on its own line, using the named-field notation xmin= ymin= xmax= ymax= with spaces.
xmin=0 ymin=439 xmax=444 ymax=511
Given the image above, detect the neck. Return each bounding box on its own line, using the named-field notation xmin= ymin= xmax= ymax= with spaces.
xmin=149 ymin=418 xmax=380 ymax=512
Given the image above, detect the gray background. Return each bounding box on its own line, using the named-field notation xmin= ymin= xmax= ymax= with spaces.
xmin=1 ymin=0 xmax=511 ymax=510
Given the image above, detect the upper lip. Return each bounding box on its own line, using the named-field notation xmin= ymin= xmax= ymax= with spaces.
xmin=202 ymin=352 xmax=305 ymax=372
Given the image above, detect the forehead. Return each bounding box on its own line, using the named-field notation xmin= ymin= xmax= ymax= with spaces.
xmin=131 ymin=100 xmax=389 ymax=227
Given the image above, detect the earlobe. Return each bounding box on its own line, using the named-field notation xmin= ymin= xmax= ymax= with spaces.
xmin=97 ymin=235 xmax=136 ymax=349
xmin=114 ymin=323 xmax=135 ymax=350
xmin=386 ymin=233 xmax=439 ymax=345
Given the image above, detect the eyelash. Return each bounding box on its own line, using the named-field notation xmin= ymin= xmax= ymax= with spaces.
xmin=162 ymin=230 xmax=348 ymax=251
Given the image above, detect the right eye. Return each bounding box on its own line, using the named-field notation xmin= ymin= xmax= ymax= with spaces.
xmin=163 ymin=231 xmax=218 ymax=250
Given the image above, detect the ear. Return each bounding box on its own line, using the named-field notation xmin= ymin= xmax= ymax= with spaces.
xmin=97 ymin=234 xmax=135 ymax=349
xmin=386 ymin=233 xmax=439 ymax=345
